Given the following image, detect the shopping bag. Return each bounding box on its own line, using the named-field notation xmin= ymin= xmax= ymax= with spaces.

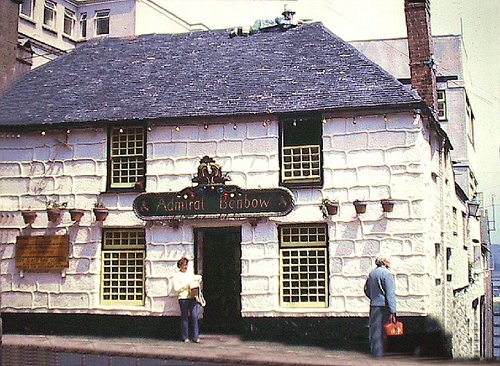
xmin=189 ymin=282 xmax=206 ymax=307
xmin=383 ymin=321 xmax=404 ymax=336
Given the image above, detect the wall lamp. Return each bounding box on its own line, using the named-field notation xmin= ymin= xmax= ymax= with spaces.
xmin=467 ymin=199 xmax=480 ymax=218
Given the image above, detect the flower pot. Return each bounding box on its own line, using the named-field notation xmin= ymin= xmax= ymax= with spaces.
xmin=326 ymin=203 xmax=338 ymax=216
xmin=134 ymin=180 xmax=145 ymax=191
xmin=93 ymin=208 xmax=109 ymax=222
xmin=47 ymin=208 xmax=63 ymax=223
xmin=353 ymin=201 xmax=367 ymax=214
xmin=381 ymin=200 xmax=395 ymax=213
xmin=69 ymin=209 xmax=85 ymax=222
xmin=21 ymin=211 xmax=37 ymax=225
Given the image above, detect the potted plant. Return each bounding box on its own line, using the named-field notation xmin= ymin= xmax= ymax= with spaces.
xmin=21 ymin=210 xmax=37 ymax=225
xmin=320 ymin=199 xmax=339 ymax=218
xmin=380 ymin=199 xmax=396 ymax=213
xmin=69 ymin=208 xmax=85 ymax=222
xmin=134 ymin=179 xmax=145 ymax=191
xmin=93 ymin=200 xmax=109 ymax=221
xmin=353 ymin=200 xmax=367 ymax=214
xmin=46 ymin=200 xmax=67 ymax=222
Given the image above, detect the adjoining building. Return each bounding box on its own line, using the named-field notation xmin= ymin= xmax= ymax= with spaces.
xmin=0 ymin=2 xmax=489 ymax=359
xmin=1 ymin=0 xmax=32 ymax=95
xmin=16 ymin=0 xmax=217 ymax=68
xmin=351 ymin=31 xmax=493 ymax=360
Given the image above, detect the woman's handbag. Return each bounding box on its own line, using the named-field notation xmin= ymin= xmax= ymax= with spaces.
xmin=383 ymin=321 xmax=404 ymax=336
xmin=189 ymin=281 xmax=206 ymax=307
xmin=195 ymin=287 xmax=206 ymax=307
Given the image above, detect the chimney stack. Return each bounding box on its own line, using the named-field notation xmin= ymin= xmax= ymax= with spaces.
xmin=404 ymin=0 xmax=438 ymax=117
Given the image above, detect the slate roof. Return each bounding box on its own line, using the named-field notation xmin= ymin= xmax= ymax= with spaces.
xmin=0 ymin=22 xmax=421 ymax=127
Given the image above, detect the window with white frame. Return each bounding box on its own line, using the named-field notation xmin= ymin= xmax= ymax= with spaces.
xmin=437 ymin=89 xmax=447 ymax=120
xmin=20 ymin=0 xmax=35 ymax=18
xmin=101 ymin=229 xmax=145 ymax=305
xmin=109 ymin=126 xmax=146 ymax=189
xmin=63 ymin=8 xmax=76 ymax=36
xmin=280 ymin=115 xmax=322 ymax=185
xmin=279 ymin=224 xmax=328 ymax=308
xmin=43 ymin=0 xmax=56 ymax=29
xmin=95 ymin=9 xmax=110 ymax=35
xmin=79 ymin=12 xmax=87 ymax=38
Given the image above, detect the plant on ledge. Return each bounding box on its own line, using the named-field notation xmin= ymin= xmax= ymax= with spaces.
xmin=320 ymin=198 xmax=339 ymax=218
xmin=46 ymin=200 xmax=68 ymax=222
xmin=93 ymin=200 xmax=109 ymax=222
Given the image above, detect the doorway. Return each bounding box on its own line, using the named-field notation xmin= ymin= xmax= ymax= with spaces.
xmin=195 ymin=227 xmax=242 ymax=333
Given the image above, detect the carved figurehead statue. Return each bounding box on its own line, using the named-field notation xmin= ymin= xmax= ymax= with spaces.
xmin=192 ymin=156 xmax=230 ymax=185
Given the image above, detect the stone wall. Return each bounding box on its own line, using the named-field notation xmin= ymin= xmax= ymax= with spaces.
xmin=0 ymin=111 xmax=448 ymax=321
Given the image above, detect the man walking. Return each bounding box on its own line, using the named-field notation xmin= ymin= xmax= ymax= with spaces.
xmin=364 ymin=257 xmax=397 ymax=357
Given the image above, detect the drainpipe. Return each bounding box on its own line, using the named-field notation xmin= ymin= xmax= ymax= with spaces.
xmin=439 ymin=138 xmax=448 ymax=337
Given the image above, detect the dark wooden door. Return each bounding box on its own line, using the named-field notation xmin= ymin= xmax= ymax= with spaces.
xmin=195 ymin=227 xmax=241 ymax=333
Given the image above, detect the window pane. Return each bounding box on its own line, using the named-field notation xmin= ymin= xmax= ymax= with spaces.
xmin=437 ymin=89 xmax=447 ymax=120
xmin=101 ymin=229 xmax=145 ymax=305
xmin=282 ymin=144 xmax=321 ymax=183
xmin=281 ymin=116 xmax=322 ymax=183
xmin=64 ymin=8 xmax=75 ymax=36
xmin=20 ymin=0 xmax=34 ymax=17
xmin=95 ymin=10 xmax=110 ymax=35
xmin=43 ymin=0 xmax=56 ymax=28
xmin=280 ymin=224 xmax=328 ymax=308
xmin=80 ymin=12 xmax=87 ymax=38
xmin=109 ymin=126 xmax=145 ymax=189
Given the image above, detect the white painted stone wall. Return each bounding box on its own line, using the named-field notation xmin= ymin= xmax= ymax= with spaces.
xmin=419 ymin=126 xmax=486 ymax=358
xmin=0 ymin=112 xmax=472 ymax=326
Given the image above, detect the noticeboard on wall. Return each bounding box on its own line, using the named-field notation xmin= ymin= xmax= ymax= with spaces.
xmin=15 ymin=235 xmax=69 ymax=271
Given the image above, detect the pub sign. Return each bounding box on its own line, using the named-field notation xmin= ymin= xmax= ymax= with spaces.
xmin=133 ymin=156 xmax=294 ymax=220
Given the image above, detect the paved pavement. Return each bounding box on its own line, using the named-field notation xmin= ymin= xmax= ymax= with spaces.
xmin=2 ymin=333 xmax=499 ymax=365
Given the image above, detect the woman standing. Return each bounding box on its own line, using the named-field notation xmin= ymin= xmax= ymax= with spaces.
xmin=173 ymin=257 xmax=202 ymax=343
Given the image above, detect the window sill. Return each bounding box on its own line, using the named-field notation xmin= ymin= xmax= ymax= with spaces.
xmin=62 ymin=34 xmax=78 ymax=44
xmin=98 ymin=304 xmax=146 ymax=310
xmin=282 ymin=181 xmax=323 ymax=189
xmin=106 ymin=187 xmax=145 ymax=193
xmin=42 ymin=24 xmax=58 ymax=35
xmin=19 ymin=14 xmax=36 ymax=25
